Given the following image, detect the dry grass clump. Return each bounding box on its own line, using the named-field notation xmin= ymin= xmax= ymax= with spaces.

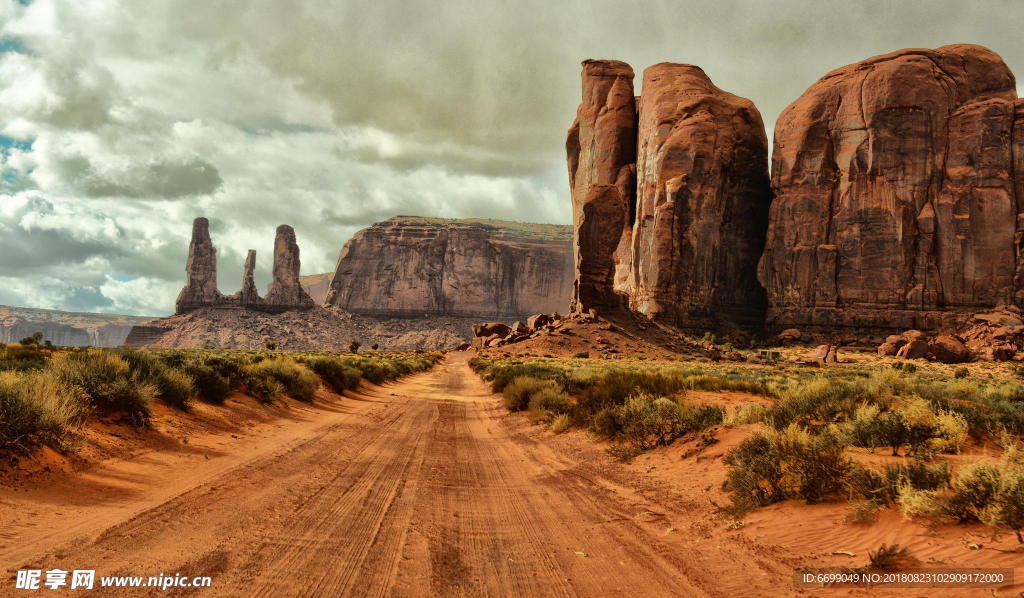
xmin=245 ymin=357 xmax=319 ymax=403
xmin=0 ymin=370 xmax=89 ymax=451
xmin=49 ymin=349 xmax=156 ymax=426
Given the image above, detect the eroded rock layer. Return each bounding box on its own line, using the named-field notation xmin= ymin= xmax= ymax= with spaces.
xmin=758 ymin=44 xmax=1023 ymax=331
xmin=325 ymin=216 xmax=573 ymax=320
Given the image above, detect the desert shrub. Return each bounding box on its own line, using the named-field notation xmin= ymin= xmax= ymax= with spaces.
xmin=954 ymin=367 xmax=970 ymax=379
xmin=0 ymin=343 xmax=46 ymax=371
xmin=846 ymin=500 xmax=884 ymax=524
xmin=487 ymin=363 xmax=573 ymax=393
xmin=246 ymin=358 xmax=319 ymax=402
xmin=503 ymin=376 xmax=558 ymax=411
xmin=850 ymin=462 xmax=950 ymax=506
xmin=765 ymin=377 xmax=869 ymax=429
xmin=590 ymin=393 xmax=723 ymax=449
xmin=182 ymin=363 xmax=232 ymax=404
xmin=989 ymin=468 xmax=1024 ymax=543
xmin=528 ymin=386 xmax=571 ymax=414
xmin=724 ymin=403 xmax=767 ymax=426
xmin=576 ymin=370 xmax=688 ymax=417
xmin=948 ymin=461 xmax=1003 ymax=522
xmin=590 ymin=406 xmax=622 ymax=438
xmin=724 ymin=425 xmax=850 ymax=512
xmin=550 ymin=413 xmax=571 ymax=434
xmin=118 ymin=349 xmax=194 ymax=410
xmin=896 ymin=485 xmax=942 ymax=520
xmin=49 ymin=350 xmax=155 ymax=425
xmin=868 ymin=544 xmax=911 ymax=569
xmin=303 ymin=357 xmax=362 ymax=392
xmin=0 ymin=370 xmax=89 ymax=451
xmin=348 ymin=357 xmax=399 ymax=385
xmin=847 ymin=399 xmax=965 ymax=456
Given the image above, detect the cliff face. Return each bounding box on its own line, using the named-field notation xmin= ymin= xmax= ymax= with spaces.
xmin=565 ymin=59 xmax=771 ymax=327
xmin=758 ymin=44 xmax=1023 ymax=331
xmin=325 ymin=217 xmax=573 ymax=319
xmin=0 ymin=305 xmax=154 ymax=347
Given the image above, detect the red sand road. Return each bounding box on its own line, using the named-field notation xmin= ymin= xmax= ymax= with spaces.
xmin=3 ymin=353 xmax=1009 ymax=596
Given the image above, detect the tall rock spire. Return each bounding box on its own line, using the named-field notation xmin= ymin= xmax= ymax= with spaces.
xmin=240 ymin=249 xmax=263 ymax=307
xmin=264 ymin=225 xmax=315 ymax=312
xmin=175 ymin=217 xmax=221 ymax=313
xmin=566 ymin=59 xmax=637 ymax=313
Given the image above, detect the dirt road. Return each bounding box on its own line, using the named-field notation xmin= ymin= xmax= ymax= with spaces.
xmin=1 ymin=354 xmax=790 ymax=597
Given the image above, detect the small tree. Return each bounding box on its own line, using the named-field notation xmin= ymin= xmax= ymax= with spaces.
xmin=371 ymin=343 xmax=379 ymax=351
xmin=265 ymin=341 xmax=278 ymax=350
xmin=349 ymin=340 xmax=361 ymax=353
xmin=18 ymin=331 xmax=42 ymax=346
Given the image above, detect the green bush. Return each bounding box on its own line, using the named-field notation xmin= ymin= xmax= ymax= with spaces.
xmin=576 ymin=370 xmax=688 ymax=417
xmin=118 ymin=349 xmax=194 ymax=410
xmin=503 ymin=376 xmax=559 ymax=411
xmin=0 ymin=370 xmax=89 ymax=451
xmin=183 ymin=363 xmax=232 ymax=404
xmin=850 ymin=462 xmax=950 ymax=505
xmin=590 ymin=393 xmax=724 ymax=450
xmin=49 ymin=350 xmax=155 ymax=425
xmin=528 ymin=386 xmax=571 ymax=414
xmin=947 ymin=461 xmax=1004 ymax=522
xmin=246 ymin=358 xmax=319 ymax=402
xmin=724 ymin=425 xmax=850 ymax=512
xmin=303 ymin=357 xmax=362 ymax=392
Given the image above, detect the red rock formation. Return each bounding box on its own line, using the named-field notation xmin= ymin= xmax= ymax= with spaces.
xmin=627 ymin=63 xmax=770 ymax=326
xmin=239 ymin=249 xmax=263 ymax=307
xmin=566 ymin=59 xmax=637 ymax=311
xmin=325 ymin=217 xmax=573 ymax=320
xmin=175 ymin=217 xmax=221 ymax=314
xmin=264 ymin=225 xmax=315 ymax=312
xmin=759 ymin=44 xmax=1022 ymax=332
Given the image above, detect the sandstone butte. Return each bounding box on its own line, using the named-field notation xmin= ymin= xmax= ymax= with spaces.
xmin=758 ymin=43 xmax=1024 ymax=332
xmin=324 ymin=216 xmax=573 ymax=321
xmin=570 ymin=44 xmax=1024 ymax=335
xmin=566 ymin=59 xmax=770 ymax=328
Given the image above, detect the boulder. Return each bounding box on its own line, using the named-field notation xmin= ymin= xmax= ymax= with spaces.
xmin=566 ymin=60 xmax=637 ymax=311
xmin=758 ymin=44 xmax=1023 ymax=332
xmin=455 ymin=343 xmax=471 ymax=351
xmin=527 ymin=313 xmax=552 ymax=330
xmin=473 ymin=322 xmax=511 ymax=338
xmin=510 ymin=321 xmax=529 ymax=335
xmin=896 ymin=339 xmax=930 ymax=359
xmin=928 ymin=335 xmax=972 ymax=364
xmin=776 ymin=328 xmax=802 ymax=344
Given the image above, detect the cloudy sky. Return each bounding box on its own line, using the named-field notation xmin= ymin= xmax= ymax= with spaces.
xmin=1 ymin=0 xmax=1022 ymax=316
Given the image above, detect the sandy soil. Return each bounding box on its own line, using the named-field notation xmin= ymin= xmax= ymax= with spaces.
xmin=1 ymin=354 xmax=1020 ymax=596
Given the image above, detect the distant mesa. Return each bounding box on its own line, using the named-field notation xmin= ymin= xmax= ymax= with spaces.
xmin=324 ymin=216 xmax=573 ymax=321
